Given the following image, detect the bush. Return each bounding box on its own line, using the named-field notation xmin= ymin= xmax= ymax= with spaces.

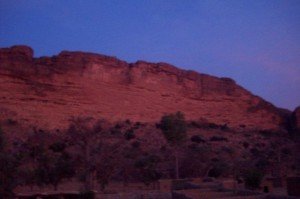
xmin=190 ymin=135 xmax=205 ymax=143
xmin=133 ymin=122 xmax=141 ymax=129
xmin=221 ymin=146 xmax=234 ymax=154
xmin=79 ymin=191 xmax=95 ymax=199
xmin=250 ymin=148 xmax=260 ymax=156
xmin=220 ymin=124 xmax=229 ymax=131
xmin=189 ymin=121 xmax=202 ymax=128
xmin=243 ymin=169 xmax=264 ymax=190
xmin=208 ymin=123 xmax=219 ymax=129
xmin=131 ymin=141 xmax=140 ymax=148
xmin=210 ymin=136 xmax=228 ymax=142
xmin=281 ymin=147 xmax=291 ymax=155
xmin=125 ymin=119 xmax=131 ymax=124
xmin=134 ymin=155 xmax=161 ymax=185
xmin=255 ymin=158 xmax=269 ymax=171
xmin=160 ymin=145 xmax=167 ymax=151
xmin=208 ymin=161 xmax=229 ymax=178
xmin=114 ymin=123 xmax=122 ymax=129
xmin=243 ymin=142 xmax=249 ymax=149
xmin=239 ymin=124 xmax=246 ymax=128
xmin=110 ymin=128 xmax=121 ymax=135
xmin=160 ymin=111 xmax=187 ymax=144
xmin=259 ymin=130 xmax=277 ymax=137
xmin=49 ymin=142 xmax=66 ymax=152
xmin=6 ymin=118 xmax=17 ymax=125
xmin=124 ymin=129 xmax=135 ymax=140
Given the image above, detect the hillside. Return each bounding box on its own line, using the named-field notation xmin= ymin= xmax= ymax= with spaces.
xmin=1 ymin=45 xmax=300 ymax=198
xmin=0 ymin=45 xmax=287 ymax=130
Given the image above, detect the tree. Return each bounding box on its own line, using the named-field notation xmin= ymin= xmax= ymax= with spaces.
xmin=134 ymin=154 xmax=162 ymax=186
xmin=18 ymin=130 xmax=74 ymax=190
xmin=160 ymin=111 xmax=187 ymax=179
xmin=67 ymin=117 xmax=123 ymax=191
xmin=67 ymin=117 xmax=102 ymax=191
xmin=0 ymin=127 xmax=19 ymax=198
xmin=181 ymin=144 xmax=212 ymax=178
xmin=35 ymin=144 xmax=74 ymax=190
xmin=208 ymin=160 xmax=230 ymax=178
xmin=95 ymin=143 xmax=123 ymax=190
xmin=243 ymin=168 xmax=264 ymax=190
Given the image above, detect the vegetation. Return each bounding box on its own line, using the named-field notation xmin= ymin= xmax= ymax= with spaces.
xmin=181 ymin=145 xmax=211 ymax=178
xmin=66 ymin=117 xmax=124 ymax=191
xmin=243 ymin=168 xmax=264 ymax=190
xmin=124 ymin=129 xmax=135 ymax=140
xmin=0 ymin=115 xmax=298 ymax=196
xmin=160 ymin=111 xmax=187 ymax=179
xmin=208 ymin=161 xmax=230 ymax=178
xmin=134 ymin=155 xmax=162 ymax=185
xmin=190 ymin=135 xmax=205 ymax=143
xmin=160 ymin=111 xmax=187 ymax=145
xmin=0 ymin=127 xmax=19 ymax=198
xmin=210 ymin=136 xmax=228 ymax=142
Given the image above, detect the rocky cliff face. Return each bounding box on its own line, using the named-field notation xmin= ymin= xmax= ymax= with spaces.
xmin=0 ymin=45 xmax=285 ymax=130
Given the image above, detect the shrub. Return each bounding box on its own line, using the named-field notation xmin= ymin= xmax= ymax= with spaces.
xmin=133 ymin=122 xmax=141 ymax=129
xmin=189 ymin=121 xmax=202 ymax=128
xmin=124 ymin=129 xmax=135 ymax=140
xmin=131 ymin=141 xmax=140 ymax=148
xmin=208 ymin=161 xmax=229 ymax=178
xmin=190 ymin=135 xmax=205 ymax=143
xmin=243 ymin=142 xmax=249 ymax=149
xmin=125 ymin=119 xmax=131 ymax=124
xmin=6 ymin=119 xmax=17 ymax=125
xmin=239 ymin=124 xmax=246 ymax=128
xmin=79 ymin=190 xmax=95 ymax=199
xmin=134 ymin=155 xmax=162 ymax=185
xmin=255 ymin=158 xmax=269 ymax=171
xmin=208 ymin=123 xmax=219 ymax=129
xmin=188 ymin=144 xmax=210 ymax=154
xmin=110 ymin=128 xmax=121 ymax=135
xmin=210 ymin=136 xmax=228 ymax=142
xmin=114 ymin=123 xmax=122 ymax=129
xmin=160 ymin=111 xmax=187 ymax=144
xmin=259 ymin=130 xmax=276 ymax=137
xmin=243 ymin=169 xmax=264 ymax=190
xmin=160 ymin=145 xmax=167 ymax=151
xmin=250 ymin=148 xmax=260 ymax=156
xmin=220 ymin=124 xmax=229 ymax=131
xmin=49 ymin=142 xmax=66 ymax=153
xmin=281 ymin=147 xmax=291 ymax=155
xmin=221 ymin=146 xmax=234 ymax=154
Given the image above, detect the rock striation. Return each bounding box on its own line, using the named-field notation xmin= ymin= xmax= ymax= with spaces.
xmin=0 ymin=45 xmax=286 ymax=130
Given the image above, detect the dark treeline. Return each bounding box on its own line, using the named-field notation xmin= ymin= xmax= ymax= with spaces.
xmin=1 ymin=113 xmax=299 ymax=198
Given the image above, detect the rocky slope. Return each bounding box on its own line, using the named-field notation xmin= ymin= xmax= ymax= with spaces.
xmin=291 ymin=107 xmax=300 ymax=133
xmin=0 ymin=45 xmax=286 ymax=130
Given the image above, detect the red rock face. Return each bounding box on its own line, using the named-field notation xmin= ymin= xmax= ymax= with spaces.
xmin=0 ymin=45 xmax=284 ymax=130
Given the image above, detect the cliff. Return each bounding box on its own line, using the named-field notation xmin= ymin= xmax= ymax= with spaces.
xmin=0 ymin=45 xmax=285 ymax=130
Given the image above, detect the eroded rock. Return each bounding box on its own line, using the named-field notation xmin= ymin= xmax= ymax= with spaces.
xmin=0 ymin=45 xmax=284 ymax=130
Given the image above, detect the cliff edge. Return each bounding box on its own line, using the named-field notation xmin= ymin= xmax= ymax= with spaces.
xmin=0 ymin=45 xmax=286 ymax=130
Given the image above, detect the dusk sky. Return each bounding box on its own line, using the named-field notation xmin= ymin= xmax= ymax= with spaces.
xmin=0 ymin=0 xmax=299 ymax=110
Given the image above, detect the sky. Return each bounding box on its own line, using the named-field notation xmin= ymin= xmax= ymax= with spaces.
xmin=0 ymin=0 xmax=299 ymax=110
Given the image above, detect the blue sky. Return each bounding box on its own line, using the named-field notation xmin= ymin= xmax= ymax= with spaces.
xmin=0 ymin=0 xmax=299 ymax=110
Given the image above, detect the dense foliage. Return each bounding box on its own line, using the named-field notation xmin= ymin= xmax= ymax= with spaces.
xmin=0 ymin=113 xmax=298 ymax=196
xmin=160 ymin=111 xmax=187 ymax=145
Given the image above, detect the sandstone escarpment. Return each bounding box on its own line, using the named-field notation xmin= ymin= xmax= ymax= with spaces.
xmin=0 ymin=45 xmax=284 ymax=130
